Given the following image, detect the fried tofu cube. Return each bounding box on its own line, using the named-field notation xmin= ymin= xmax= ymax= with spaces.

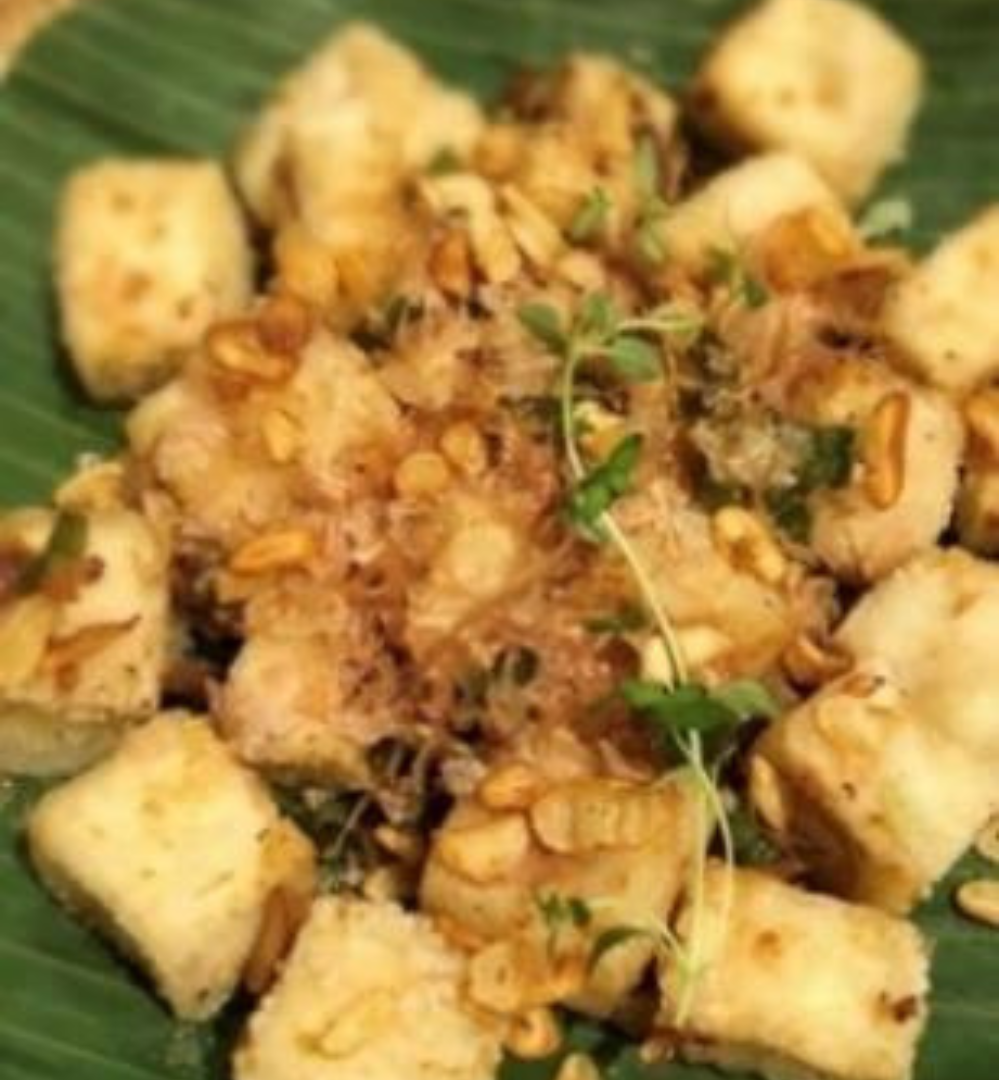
xmin=660 ymin=153 xmax=853 ymax=273
xmin=235 ymin=898 xmax=501 ymax=1080
xmin=657 ymin=865 xmax=929 ymax=1080
xmin=27 ymin=716 xmax=316 ymax=1020
xmin=236 ymin=23 xmax=483 ymax=229
xmin=883 ymin=207 xmax=999 ymax=394
xmin=421 ymin=743 xmax=701 ymax=1019
xmin=690 ymin=0 xmax=923 ymax=203
xmin=797 ymin=359 xmax=964 ymax=583
xmin=0 ymin=507 xmax=169 ymax=777
xmin=753 ymin=550 xmax=999 ymax=912
xmin=56 ymin=159 xmax=252 ymax=402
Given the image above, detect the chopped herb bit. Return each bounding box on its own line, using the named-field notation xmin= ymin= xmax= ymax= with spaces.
xmin=535 ymin=892 xmax=593 ymax=932
xmin=858 ymin=196 xmax=913 ymax=242
xmin=17 ymin=511 xmax=88 ymax=595
xmin=576 ymin=291 xmax=619 ymax=341
xmin=798 ymin=425 xmax=855 ymax=490
xmin=492 ymin=645 xmax=540 ymax=686
xmin=606 ymin=335 xmax=662 ymax=383
xmin=633 ymin=135 xmax=660 ymax=201
xmin=425 ymin=146 xmax=463 ymax=175
xmin=707 ymin=246 xmax=769 ymax=309
xmin=728 ymin=802 xmax=783 ymax=867
xmin=566 ymin=433 xmax=644 ymax=542
xmin=518 ymin=302 xmax=568 ymax=355
xmin=588 ymin=925 xmax=649 ymax=973
xmin=710 ymin=679 xmax=780 ymax=721
xmin=635 ymin=214 xmax=668 ymax=266
xmin=622 ymin=677 xmax=776 ymax=740
xmin=584 ymin=604 xmax=648 ymax=635
xmin=765 ymin=486 xmax=813 ymax=543
xmin=569 ymin=186 xmax=612 ymax=243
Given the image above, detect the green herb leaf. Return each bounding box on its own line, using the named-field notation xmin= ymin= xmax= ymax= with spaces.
xmin=646 ymin=303 xmax=705 ymax=345
xmin=584 ymin=604 xmax=648 ymax=635
xmin=588 ymin=926 xmax=649 ymax=973
xmin=798 ymin=425 xmax=855 ymax=490
xmin=518 ymin=302 xmax=568 ymax=354
xmin=622 ymin=680 xmax=738 ymax=736
xmin=576 ymin=291 xmax=619 ymax=341
xmin=858 ymin=196 xmax=913 ymax=242
xmin=569 ymin=186 xmax=612 ymax=243
xmin=606 ymin=335 xmax=662 ymax=383
xmin=566 ymin=433 xmax=644 ymax=541
xmin=728 ymin=802 xmax=783 ymax=867
xmin=765 ymin=487 xmax=813 ymax=543
xmin=707 ymin=246 xmax=769 ymax=308
xmin=622 ymin=676 xmax=776 ymax=738
xmin=634 ymin=215 xmax=668 ymax=266
xmin=711 ymin=679 xmax=780 ymax=721
xmin=17 ymin=511 xmax=88 ymax=594
xmin=426 ymin=145 xmax=463 ymax=175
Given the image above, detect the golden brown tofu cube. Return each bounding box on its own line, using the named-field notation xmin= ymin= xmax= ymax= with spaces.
xmin=657 ymin=864 xmax=930 ymax=1080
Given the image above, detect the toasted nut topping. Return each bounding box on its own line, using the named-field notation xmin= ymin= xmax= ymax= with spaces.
xmin=428 ymin=230 xmax=474 ymax=298
xmin=963 ymin=389 xmax=999 ymax=465
xmin=529 ymin=781 xmax=657 ymax=854
xmin=373 ymin=824 xmax=424 ymax=864
xmin=862 ymin=392 xmax=910 ymax=509
xmin=782 ymin=632 xmax=851 ymax=688
xmin=757 ymin=207 xmax=855 ymax=291
xmin=439 ymin=421 xmax=488 ymax=477
xmin=317 ymin=990 xmax=395 ymax=1058
xmin=500 ymin=184 xmax=564 ymax=269
xmin=274 ymin=225 xmax=339 ymax=309
xmin=229 ymin=529 xmax=316 ymax=575
xmin=975 ymin=818 xmax=999 ymax=865
xmin=556 ymin=1053 xmax=602 ymax=1080
xmin=712 ymin=507 xmax=786 ymax=585
xmin=436 ymin=813 xmax=531 ymax=883
xmin=261 ymin=409 xmax=302 ymax=465
xmin=243 ymin=887 xmax=302 ymax=995
xmin=393 ymin=451 xmax=452 ymax=498
xmin=257 ymin=293 xmax=313 ymax=354
xmin=206 ymin=321 xmax=296 ymax=383
xmin=748 ymin=755 xmax=790 ymax=837
xmin=955 ymin=879 xmax=999 ymax=928
xmin=505 ymin=1007 xmax=562 ymax=1060
xmin=477 ymin=763 xmax=545 ymax=811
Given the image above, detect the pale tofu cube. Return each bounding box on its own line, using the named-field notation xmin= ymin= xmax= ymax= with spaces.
xmin=27 ymin=716 xmax=316 ymax=1020
xmin=797 ymin=359 xmax=964 ymax=583
xmin=660 ymin=153 xmax=853 ymax=273
xmin=753 ymin=549 xmax=999 ymax=911
xmin=883 ymin=207 xmax=999 ymax=394
xmin=658 ymin=865 xmax=929 ymax=1080
xmin=0 ymin=507 xmax=170 ymax=776
xmin=690 ymin=0 xmax=923 ymax=203
xmin=752 ymin=671 xmax=996 ymax=914
xmin=236 ymin=23 xmax=483 ymax=229
xmin=56 ymin=159 xmax=252 ymax=402
xmin=219 ymin=628 xmax=398 ymax=788
xmin=421 ymin=753 xmax=700 ymax=1018
xmin=235 ymin=898 xmax=500 ymax=1080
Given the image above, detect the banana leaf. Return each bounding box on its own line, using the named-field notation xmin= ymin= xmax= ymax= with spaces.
xmin=0 ymin=1 xmax=996 ymax=1078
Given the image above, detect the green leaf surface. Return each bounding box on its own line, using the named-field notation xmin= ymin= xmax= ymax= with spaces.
xmin=0 ymin=1 xmax=997 ymax=1079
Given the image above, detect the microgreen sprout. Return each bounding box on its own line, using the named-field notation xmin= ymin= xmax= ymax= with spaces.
xmin=569 ymin=186 xmax=613 ymax=243
xmin=632 ymin=134 xmax=671 ymax=265
xmin=707 ymin=245 xmax=769 ymax=309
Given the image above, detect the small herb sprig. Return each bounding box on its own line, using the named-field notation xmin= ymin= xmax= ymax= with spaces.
xmin=633 ymin=135 xmax=671 ymax=265
xmin=568 ymin=186 xmax=612 ymax=244
xmin=707 ymin=246 xmax=769 ymax=309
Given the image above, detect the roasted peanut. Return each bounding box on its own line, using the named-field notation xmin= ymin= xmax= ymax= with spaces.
xmin=274 ymin=225 xmax=339 ymax=309
xmin=955 ymin=879 xmax=999 ymax=929
xmin=712 ymin=507 xmax=786 ymax=585
xmin=477 ymin=763 xmax=545 ymax=811
xmin=435 ymin=812 xmax=531 ymax=883
xmin=439 ymin=421 xmax=488 ymax=477
xmin=257 ymin=293 xmax=313 ymax=354
xmin=500 ymin=184 xmax=564 ymax=269
xmin=529 ymin=781 xmax=657 ymax=854
xmin=428 ymin=230 xmax=474 ymax=298
xmin=243 ymin=887 xmax=301 ymax=995
xmin=393 ymin=451 xmax=452 ymax=498
xmin=229 ymin=529 xmax=316 ymax=575
xmin=505 ymin=1007 xmax=562 ymax=1060
xmin=782 ymin=631 xmax=851 ymax=688
xmin=862 ymin=392 xmax=910 ymax=509
xmin=261 ymin=409 xmax=302 ymax=465
xmin=748 ymin=755 xmax=790 ymax=837
xmin=206 ymin=320 xmax=296 ymax=383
